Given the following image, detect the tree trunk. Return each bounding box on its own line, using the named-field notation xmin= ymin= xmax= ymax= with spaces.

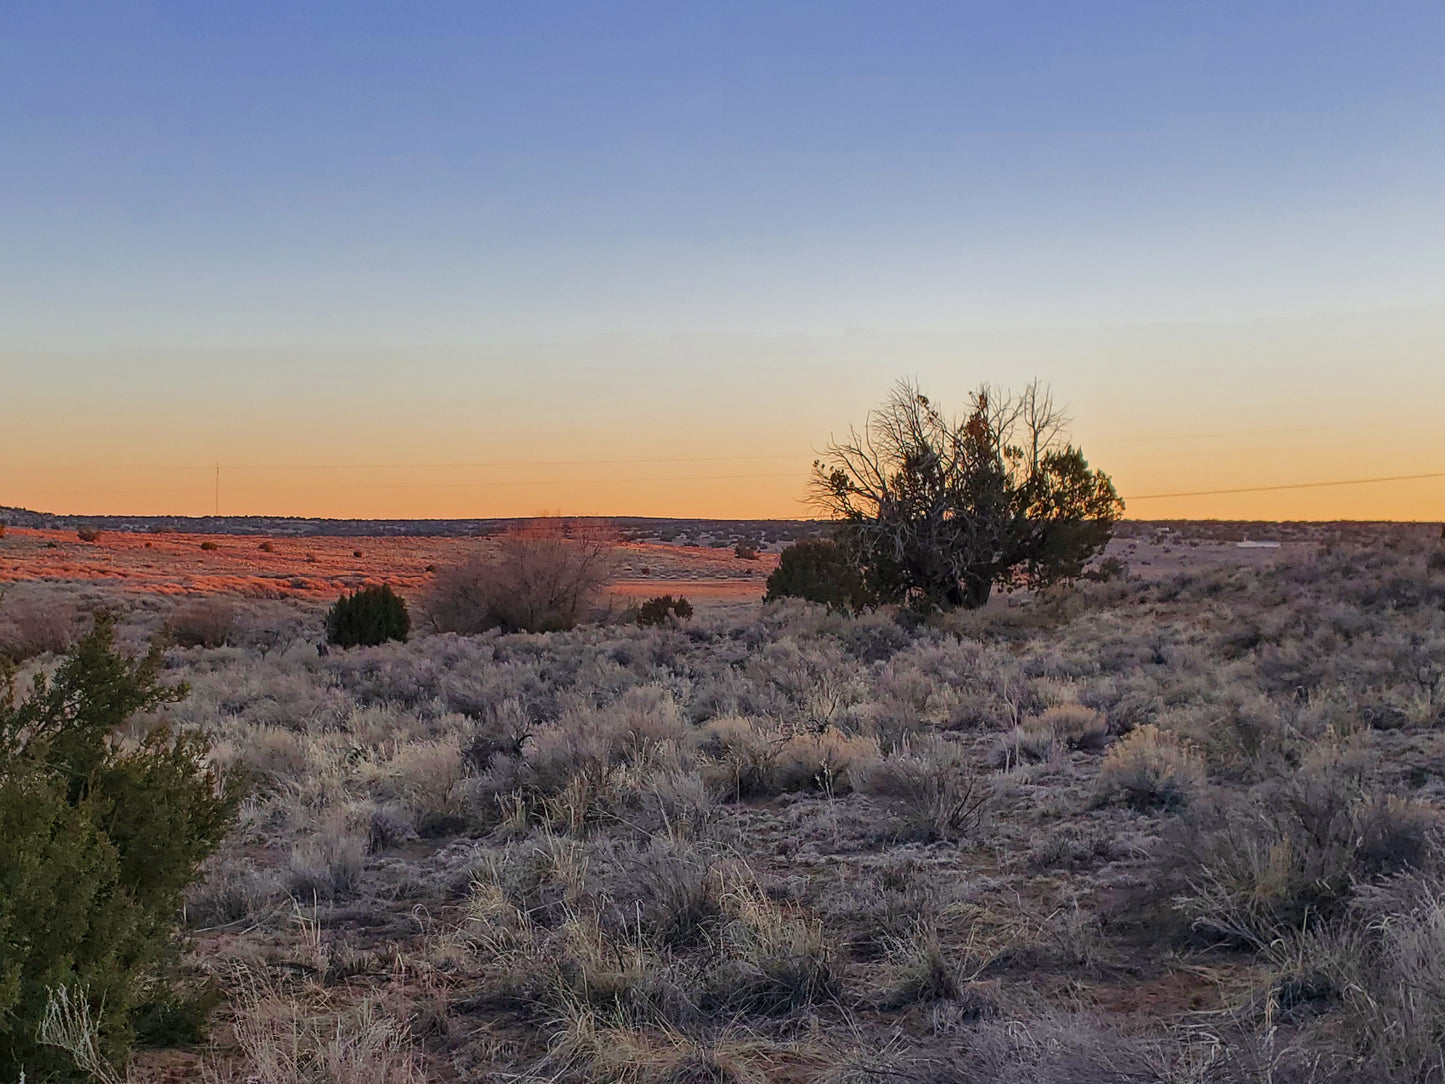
xmin=961 ymin=575 xmax=992 ymax=609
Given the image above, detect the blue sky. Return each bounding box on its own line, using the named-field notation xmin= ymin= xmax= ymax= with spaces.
xmin=3 ymin=2 xmax=1444 ymax=517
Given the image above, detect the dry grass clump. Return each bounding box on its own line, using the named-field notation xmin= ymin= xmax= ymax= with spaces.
xmin=469 ymin=686 xmax=698 ymax=833
xmin=990 ymin=703 xmax=1107 ymax=768
xmin=694 ymin=717 xmax=879 ymax=799
xmin=855 ymin=735 xmax=990 ymax=840
xmin=203 ymin=992 xmax=421 ymax=1084
xmin=286 ymin=812 xmax=368 ymax=901
xmin=367 ymin=736 xmax=466 ymax=833
xmin=769 ymin=729 xmax=880 ymax=795
xmin=709 ymin=881 xmax=841 ymax=1014
xmin=459 ymin=834 xmax=840 ymax=1044
xmin=1161 ymin=748 xmax=1439 ymax=948
xmin=1093 ymin=724 xmax=1206 ymax=811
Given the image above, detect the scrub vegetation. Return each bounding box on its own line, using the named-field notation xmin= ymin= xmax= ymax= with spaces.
xmin=3 ymin=521 xmax=1444 ymax=1082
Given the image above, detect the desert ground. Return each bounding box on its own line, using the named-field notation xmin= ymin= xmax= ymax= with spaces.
xmin=3 ymin=520 xmax=1444 ymax=1082
xmin=0 ymin=526 xmax=779 ymax=619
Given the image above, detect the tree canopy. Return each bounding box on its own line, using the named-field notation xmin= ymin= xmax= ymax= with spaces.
xmin=809 ymin=379 xmax=1122 ymax=610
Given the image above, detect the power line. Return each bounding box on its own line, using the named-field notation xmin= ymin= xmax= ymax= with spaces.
xmin=1125 ymin=471 xmax=1445 ymax=501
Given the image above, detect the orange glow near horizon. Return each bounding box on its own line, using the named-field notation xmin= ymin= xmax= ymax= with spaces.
xmin=6 ymin=436 xmax=1443 ymax=523
xmin=6 ymin=314 xmax=1444 ymax=523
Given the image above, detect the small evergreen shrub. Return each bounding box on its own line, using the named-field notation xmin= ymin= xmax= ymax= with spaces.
xmin=765 ymin=538 xmax=874 ymax=614
xmin=637 ymin=594 xmax=693 ymax=626
xmin=199 ymin=540 xmax=219 ymax=551
xmin=76 ymin=526 xmax=101 ymax=543
xmin=0 ymin=615 xmax=240 ymax=1079
xmin=325 ymin=584 xmax=411 ymax=647
xmin=1428 ymin=549 xmax=1445 ymax=574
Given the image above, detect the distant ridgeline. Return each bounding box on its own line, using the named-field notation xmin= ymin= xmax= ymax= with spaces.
xmin=0 ymin=507 xmax=823 ymax=542
xmin=0 ymin=507 xmax=1429 ymax=543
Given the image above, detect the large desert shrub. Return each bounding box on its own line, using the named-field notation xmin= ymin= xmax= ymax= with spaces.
xmin=810 ymin=379 xmax=1122 ymax=610
xmin=325 ymin=584 xmax=411 ymax=648
xmin=764 ymin=538 xmax=874 ymax=614
xmin=167 ymin=597 xmax=236 ymax=649
xmin=425 ymin=524 xmax=615 ymax=634
xmin=0 ymin=615 xmax=240 ymax=1079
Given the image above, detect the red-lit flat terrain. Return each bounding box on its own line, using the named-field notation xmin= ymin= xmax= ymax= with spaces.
xmin=0 ymin=527 xmax=778 ymax=608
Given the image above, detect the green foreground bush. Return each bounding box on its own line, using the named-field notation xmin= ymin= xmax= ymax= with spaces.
xmin=325 ymin=584 xmax=411 ymax=648
xmin=0 ymin=615 xmax=240 ymax=1080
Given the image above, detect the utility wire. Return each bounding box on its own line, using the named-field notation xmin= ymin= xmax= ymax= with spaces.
xmin=1125 ymin=471 xmax=1445 ymax=501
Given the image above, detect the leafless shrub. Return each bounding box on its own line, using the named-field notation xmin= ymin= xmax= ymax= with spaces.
xmin=38 ymin=985 xmax=125 ymax=1084
xmin=1094 ymin=724 xmax=1206 ymax=811
xmin=424 ymin=521 xmax=616 ymax=633
xmin=167 ymin=597 xmax=236 ymax=648
xmin=0 ymin=592 xmax=81 ymax=659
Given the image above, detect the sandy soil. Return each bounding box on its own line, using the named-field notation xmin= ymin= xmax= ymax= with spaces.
xmin=0 ymin=527 xmax=779 ymax=611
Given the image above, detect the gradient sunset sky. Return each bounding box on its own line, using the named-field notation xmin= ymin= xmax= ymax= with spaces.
xmin=3 ymin=3 xmax=1443 ymax=521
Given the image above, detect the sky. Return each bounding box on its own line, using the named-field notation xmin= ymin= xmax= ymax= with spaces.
xmin=2 ymin=2 xmax=1444 ymax=520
